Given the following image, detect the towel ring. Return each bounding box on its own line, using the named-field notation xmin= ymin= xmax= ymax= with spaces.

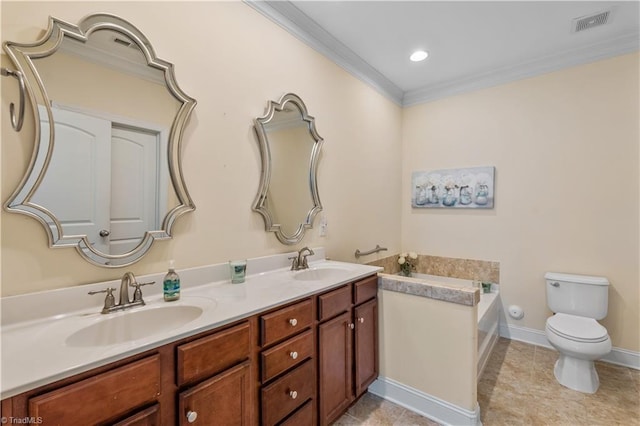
xmin=1 ymin=67 xmax=26 ymax=131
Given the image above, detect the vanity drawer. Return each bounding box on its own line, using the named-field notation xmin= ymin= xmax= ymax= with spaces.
xmin=176 ymin=321 xmax=250 ymax=386
xmin=261 ymin=329 xmax=314 ymax=382
xmin=354 ymin=275 xmax=378 ymax=305
xmin=261 ymin=299 xmax=312 ymax=347
xmin=318 ymin=285 xmax=351 ymax=322
xmin=280 ymin=399 xmax=315 ymax=426
xmin=28 ymin=355 xmax=160 ymax=425
xmin=262 ymin=359 xmax=314 ymax=426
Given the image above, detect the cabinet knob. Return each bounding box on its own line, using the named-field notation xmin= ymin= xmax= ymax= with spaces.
xmin=99 ymin=229 xmax=110 ymax=237
xmin=289 ymin=318 xmax=298 ymax=327
xmin=186 ymin=410 xmax=198 ymax=423
xmin=289 ymin=351 xmax=298 ymax=360
xmin=349 ymin=323 xmax=355 ymax=330
xmin=358 ymin=317 xmax=365 ymax=323
xmin=289 ymin=390 xmax=298 ymax=399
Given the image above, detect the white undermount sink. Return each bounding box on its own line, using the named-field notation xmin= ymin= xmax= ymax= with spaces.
xmin=65 ymin=299 xmax=215 ymax=347
xmin=293 ymin=264 xmax=355 ymax=281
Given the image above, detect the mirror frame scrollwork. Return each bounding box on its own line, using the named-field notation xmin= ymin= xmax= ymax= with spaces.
xmin=253 ymin=93 xmax=323 ymax=245
xmin=2 ymin=13 xmax=197 ymax=267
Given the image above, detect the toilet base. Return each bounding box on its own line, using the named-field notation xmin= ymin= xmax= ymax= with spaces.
xmin=554 ymin=355 xmax=599 ymax=394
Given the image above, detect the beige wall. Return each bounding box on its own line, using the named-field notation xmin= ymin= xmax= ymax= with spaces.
xmin=0 ymin=1 xmax=403 ymax=295
xmin=378 ymin=290 xmax=477 ymax=410
xmin=402 ymin=53 xmax=640 ymax=352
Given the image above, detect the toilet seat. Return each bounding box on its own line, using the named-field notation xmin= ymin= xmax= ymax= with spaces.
xmin=546 ymin=313 xmax=608 ymax=343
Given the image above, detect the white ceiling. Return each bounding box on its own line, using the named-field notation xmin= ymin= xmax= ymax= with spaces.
xmin=246 ymin=1 xmax=640 ymax=106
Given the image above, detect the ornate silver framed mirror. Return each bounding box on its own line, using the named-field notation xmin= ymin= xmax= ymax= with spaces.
xmin=253 ymin=93 xmax=323 ymax=245
xmin=2 ymin=13 xmax=197 ymax=267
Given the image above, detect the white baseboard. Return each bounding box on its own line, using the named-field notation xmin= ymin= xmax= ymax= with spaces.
xmin=368 ymin=376 xmax=481 ymax=426
xmin=499 ymin=323 xmax=640 ymax=370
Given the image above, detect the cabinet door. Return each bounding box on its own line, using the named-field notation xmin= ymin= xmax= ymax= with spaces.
xmin=178 ymin=361 xmax=251 ymax=426
xmin=318 ymin=311 xmax=353 ymax=425
xmin=354 ymin=299 xmax=378 ymax=397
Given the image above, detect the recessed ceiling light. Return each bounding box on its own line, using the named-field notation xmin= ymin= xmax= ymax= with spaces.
xmin=410 ymin=50 xmax=429 ymax=62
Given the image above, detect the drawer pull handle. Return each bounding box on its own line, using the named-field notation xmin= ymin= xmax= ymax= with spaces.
xmin=186 ymin=410 xmax=198 ymax=423
xmin=290 ymin=351 xmax=298 ymax=360
xmin=289 ymin=318 xmax=298 ymax=327
xmin=289 ymin=390 xmax=298 ymax=399
xmin=349 ymin=323 xmax=355 ymax=330
xmin=358 ymin=317 xmax=365 ymax=323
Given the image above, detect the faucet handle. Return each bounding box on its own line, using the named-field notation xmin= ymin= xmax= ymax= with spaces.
xmin=88 ymin=287 xmax=116 ymax=313
xmin=130 ymin=281 xmax=155 ymax=288
xmin=88 ymin=287 xmax=116 ymax=295
xmin=288 ymin=256 xmax=298 ymax=271
xmin=130 ymin=281 xmax=155 ymax=303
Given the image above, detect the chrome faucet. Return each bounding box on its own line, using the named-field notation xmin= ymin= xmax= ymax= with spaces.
xmin=289 ymin=247 xmax=315 ymax=271
xmin=89 ymin=272 xmax=155 ymax=314
xmin=119 ymin=271 xmax=135 ymax=306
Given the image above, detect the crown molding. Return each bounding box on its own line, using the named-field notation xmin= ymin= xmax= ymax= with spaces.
xmin=245 ymin=1 xmax=639 ymax=108
xmin=244 ymin=0 xmax=404 ymax=106
xmin=403 ymin=32 xmax=640 ymax=107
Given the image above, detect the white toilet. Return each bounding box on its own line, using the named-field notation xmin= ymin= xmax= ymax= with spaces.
xmin=544 ymin=272 xmax=611 ymax=394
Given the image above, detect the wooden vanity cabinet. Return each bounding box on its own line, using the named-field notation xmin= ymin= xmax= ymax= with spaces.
xmin=1 ymin=318 xmax=257 ymax=426
xmin=259 ymin=298 xmax=317 ymax=426
xmin=318 ymin=275 xmax=379 ymax=426
xmin=1 ymin=273 xmax=379 ymax=426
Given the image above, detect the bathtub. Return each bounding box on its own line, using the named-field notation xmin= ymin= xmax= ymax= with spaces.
xmin=403 ymin=273 xmax=501 ymax=380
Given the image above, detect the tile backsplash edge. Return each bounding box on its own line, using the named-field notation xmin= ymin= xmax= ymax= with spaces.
xmin=367 ymin=253 xmax=499 ymax=283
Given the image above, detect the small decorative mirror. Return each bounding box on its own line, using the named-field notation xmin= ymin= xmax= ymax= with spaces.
xmin=2 ymin=13 xmax=196 ymax=267
xmin=253 ymin=93 xmax=323 ymax=245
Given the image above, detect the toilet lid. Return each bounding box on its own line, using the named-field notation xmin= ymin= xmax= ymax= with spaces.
xmin=546 ymin=313 xmax=609 ymax=343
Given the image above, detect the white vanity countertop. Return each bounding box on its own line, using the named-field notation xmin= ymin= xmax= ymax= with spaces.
xmin=1 ymin=249 xmax=381 ymax=399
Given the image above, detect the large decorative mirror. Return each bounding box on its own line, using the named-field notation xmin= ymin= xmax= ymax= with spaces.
xmin=2 ymin=13 xmax=196 ymax=267
xmin=253 ymin=93 xmax=323 ymax=245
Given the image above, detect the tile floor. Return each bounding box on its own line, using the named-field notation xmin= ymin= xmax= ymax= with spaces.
xmin=333 ymin=338 xmax=640 ymax=425
xmin=333 ymin=392 xmax=439 ymax=425
xmin=478 ymin=338 xmax=640 ymax=425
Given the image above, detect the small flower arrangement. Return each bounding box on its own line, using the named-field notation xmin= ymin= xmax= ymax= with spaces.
xmin=398 ymin=252 xmax=418 ymax=276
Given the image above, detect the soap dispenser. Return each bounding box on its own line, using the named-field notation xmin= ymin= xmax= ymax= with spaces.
xmin=163 ymin=260 xmax=181 ymax=301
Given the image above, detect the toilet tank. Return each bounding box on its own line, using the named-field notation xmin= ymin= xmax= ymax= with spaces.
xmin=545 ymin=272 xmax=609 ymax=319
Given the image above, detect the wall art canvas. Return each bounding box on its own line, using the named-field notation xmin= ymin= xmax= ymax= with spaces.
xmin=412 ymin=166 xmax=495 ymax=209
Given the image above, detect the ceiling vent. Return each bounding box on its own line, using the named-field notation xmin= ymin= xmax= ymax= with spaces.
xmin=571 ymin=10 xmax=611 ymax=33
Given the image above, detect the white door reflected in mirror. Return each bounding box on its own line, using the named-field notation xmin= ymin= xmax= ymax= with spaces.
xmin=33 ymin=106 xmax=168 ymax=255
